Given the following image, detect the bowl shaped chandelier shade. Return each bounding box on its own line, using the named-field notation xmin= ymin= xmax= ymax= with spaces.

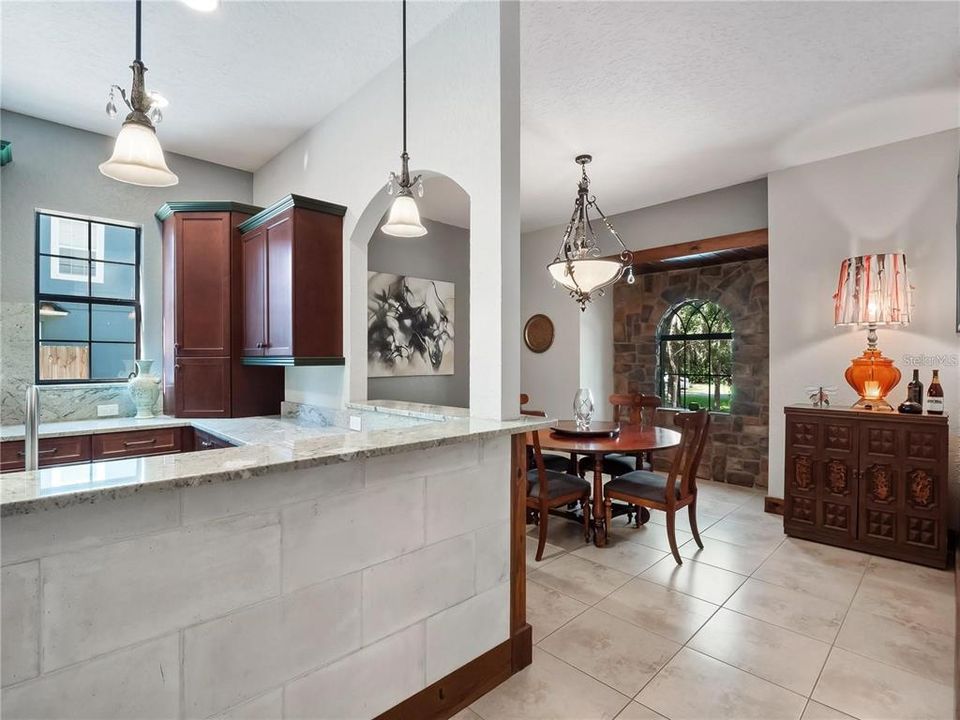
xmin=99 ymin=121 xmax=178 ymax=187
xmin=548 ymin=258 xmax=625 ymax=294
xmin=833 ymin=252 xmax=911 ymax=412
xmin=380 ymin=0 xmax=426 ymax=238
xmin=834 ymin=253 xmax=911 ymax=327
xmin=382 ymin=194 xmax=427 ymax=237
xmin=549 ymin=155 xmax=633 ymax=311
xmin=100 ymin=0 xmax=178 ymax=187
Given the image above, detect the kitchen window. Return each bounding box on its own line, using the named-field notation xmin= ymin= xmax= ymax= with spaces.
xmin=35 ymin=211 xmax=141 ymax=383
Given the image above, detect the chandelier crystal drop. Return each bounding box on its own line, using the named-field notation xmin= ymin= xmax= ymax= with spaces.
xmin=381 ymin=0 xmax=427 ymax=238
xmin=548 ymin=155 xmax=633 ymax=311
xmin=99 ymin=0 xmax=178 ymax=187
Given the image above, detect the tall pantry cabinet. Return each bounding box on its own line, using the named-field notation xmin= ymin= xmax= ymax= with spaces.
xmin=158 ymin=202 xmax=284 ymax=417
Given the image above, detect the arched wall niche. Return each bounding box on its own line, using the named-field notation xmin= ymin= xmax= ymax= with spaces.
xmin=349 ymin=171 xmax=472 ymax=408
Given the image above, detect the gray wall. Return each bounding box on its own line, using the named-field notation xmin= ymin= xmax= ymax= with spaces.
xmin=0 ymin=111 xmax=253 ymax=422
xmin=367 ymin=217 xmax=469 ymax=408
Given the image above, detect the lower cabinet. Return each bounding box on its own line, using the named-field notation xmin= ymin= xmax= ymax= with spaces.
xmin=193 ymin=428 xmax=234 ymax=451
xmin=0 ymin=425 xmax=219 ymax=473
xmin=174 ymin=357 xmax=231 ymax=418
xmin=91 ymin=427 xmax=183 ymax=461
xmin=784 ymin=405 xmax=949 ymax=568
xmin=0 ymin=435 xmax=92 ymax=473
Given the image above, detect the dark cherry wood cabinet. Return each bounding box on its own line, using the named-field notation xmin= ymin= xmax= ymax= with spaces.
xmin=784 ymin=405 xmax=949 ymax=568
xmin=158 ymin=202 xmax=284 ymax=417
xmin=238 ymin=195 xmax=346 ymax=367
xmin=193 ymin=428 xmax=234 ymax=451
xmin=0 ymin=435 xmax=92 ymax=473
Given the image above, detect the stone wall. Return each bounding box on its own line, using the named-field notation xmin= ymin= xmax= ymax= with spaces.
xmin=613 ymin=258 xmax=769 ymax=488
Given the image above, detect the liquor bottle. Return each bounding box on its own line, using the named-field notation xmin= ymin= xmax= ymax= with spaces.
xmin=927 ymin=370 xmax=944 ymax=415
xmin=907 ymin=369 xmax=924 ymax=406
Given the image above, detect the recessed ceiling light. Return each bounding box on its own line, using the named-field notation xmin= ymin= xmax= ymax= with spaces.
xmin=180 ymin=0 xmax=219 ymax=12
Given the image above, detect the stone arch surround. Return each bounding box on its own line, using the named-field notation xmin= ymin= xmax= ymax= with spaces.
xmin=613 ymin=257 xmax=769 ymax=487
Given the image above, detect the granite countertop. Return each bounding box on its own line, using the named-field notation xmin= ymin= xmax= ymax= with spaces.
xmin=0 ymin=405 xmax=551 ymax=516
xmin=0 ymin=415 xmax=192 ymax=442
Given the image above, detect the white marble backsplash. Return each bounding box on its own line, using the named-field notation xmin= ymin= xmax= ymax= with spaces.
xmin=1 ymin=302 xmax=155 ymax=424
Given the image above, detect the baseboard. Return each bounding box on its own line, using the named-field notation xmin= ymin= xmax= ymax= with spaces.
xmin=764 ymin=495 xmax=784 ymax=515
xmin=375 ymin=625 xmax=532 ymax=720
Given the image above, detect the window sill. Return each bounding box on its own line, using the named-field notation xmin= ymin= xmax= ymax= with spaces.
xmin=37 ymin=381 xmax=129 ymax=390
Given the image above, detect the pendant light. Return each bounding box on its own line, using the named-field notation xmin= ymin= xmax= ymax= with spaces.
xmin=548 ymin=155 xmax=634 ymax=311
xmin=99 ymin=0 xmax=178 ymax=187
xmin=381 ymin=0 xmax=427 ymax=237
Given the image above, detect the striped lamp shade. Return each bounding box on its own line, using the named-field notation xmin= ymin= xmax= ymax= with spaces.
xmin=833 ymin=253 xmax=911 ymax=327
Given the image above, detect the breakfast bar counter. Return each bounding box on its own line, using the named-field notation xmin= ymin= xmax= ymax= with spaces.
xmin=0 ymin=402 xmax=547 ymax=719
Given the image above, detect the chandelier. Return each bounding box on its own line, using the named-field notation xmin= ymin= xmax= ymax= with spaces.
xmin=548 ymin=155 xmax=634 ymax=310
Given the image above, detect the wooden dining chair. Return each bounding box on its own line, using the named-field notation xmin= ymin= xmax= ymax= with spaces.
xmin=520 ymin=395 xmax=572 ymax=473
xmin=526 ymin=427 xmax=592 ymax=561
xmin=603 ymin=410 xmax=711 ymax=565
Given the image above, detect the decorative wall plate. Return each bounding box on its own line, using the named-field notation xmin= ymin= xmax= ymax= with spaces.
xmin=524 ymin=314 xmax=554 ymax=353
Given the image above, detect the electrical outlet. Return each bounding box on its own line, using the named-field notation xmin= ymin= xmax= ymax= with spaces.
xmin=97 ymin=404 xmax=120 ymax=417
xmin=349 ymin=415 xmax=362 ymax=431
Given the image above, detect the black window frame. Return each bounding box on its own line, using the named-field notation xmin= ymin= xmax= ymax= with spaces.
xmin=657 ymin=299 xmax=734 ymax=413
xmin=34 ymin=210 xmax=142 ymax=385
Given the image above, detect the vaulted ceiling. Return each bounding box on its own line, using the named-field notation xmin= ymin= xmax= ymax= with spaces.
xmin=3 ymin=1 xmax=957 ymax=232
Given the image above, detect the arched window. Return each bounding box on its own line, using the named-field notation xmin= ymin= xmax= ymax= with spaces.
xmin=658 ymin=300 xmax=733 ymax=412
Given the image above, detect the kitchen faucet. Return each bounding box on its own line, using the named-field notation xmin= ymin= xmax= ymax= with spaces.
xmin=24 ymin=385 xmax=39 ymax=471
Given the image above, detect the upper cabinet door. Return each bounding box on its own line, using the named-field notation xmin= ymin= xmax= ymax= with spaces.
xmin=240 ymin=227 xmax=267 ymax=356
xmin=175 ymin=214 xmax=231 ymax=356
xmin=264 ymin=215 xmax=294 ymax=356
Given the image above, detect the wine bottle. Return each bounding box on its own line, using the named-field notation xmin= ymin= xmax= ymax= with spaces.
xmin=927 ymin=370 xmax=944 ymax=415
xmin=907 ymin=369 xmax=924 ymax=406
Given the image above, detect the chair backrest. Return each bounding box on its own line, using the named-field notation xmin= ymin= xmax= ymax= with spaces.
xmin=609 ymin=393 xmax=640 ymax=425
xmin=520 ymin=407 xmax=550 ymax=497
xmin=636 ymin=393 xmax=662 ymax=427
xmin=666 ymin=410 xmax=711 ymax=499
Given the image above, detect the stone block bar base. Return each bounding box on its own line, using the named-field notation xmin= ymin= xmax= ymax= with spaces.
xmin=1 ymin=433 xmax=532 ymax=719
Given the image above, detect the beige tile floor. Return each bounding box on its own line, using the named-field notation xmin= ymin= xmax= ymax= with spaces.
xmin=463 ymin=479 xmax=956 ymax=720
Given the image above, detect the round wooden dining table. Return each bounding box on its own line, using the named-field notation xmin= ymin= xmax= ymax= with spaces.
xmin=533 ymin=423 xmax=682 ymax=547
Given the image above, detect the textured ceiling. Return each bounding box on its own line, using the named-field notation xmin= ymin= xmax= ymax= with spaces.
xmin=0 ymin=0 xmax=462 ymax=171
xmin=519 ymin=1 xmax=959 ymax=231
xmin=2 ymin=1 xmax=957 ymax=232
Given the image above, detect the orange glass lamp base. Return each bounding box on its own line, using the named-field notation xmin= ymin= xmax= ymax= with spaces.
xmin=844 ymin=348 xmax=901 ymax=412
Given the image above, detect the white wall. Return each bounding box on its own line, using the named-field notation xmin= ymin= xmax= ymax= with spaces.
xmin=768 ymin=130 xmax=960 ymax=501
xmin=254 ymin=2 xmax=521 ymax=419
xmin=521 ymin=179 xmax=768 ymax=420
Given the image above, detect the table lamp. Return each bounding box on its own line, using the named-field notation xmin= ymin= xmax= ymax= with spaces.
xmin=833 ymin=253 xmax=911 ymax=412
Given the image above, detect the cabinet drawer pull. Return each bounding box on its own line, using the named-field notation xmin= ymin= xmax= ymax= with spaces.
xmin=123 ymin=438 xmax=158 ymax=448
xmin=199 ymin=440 xmax=215 ymax=449
xmin=17 ymin=448 xmax=58 ymax=457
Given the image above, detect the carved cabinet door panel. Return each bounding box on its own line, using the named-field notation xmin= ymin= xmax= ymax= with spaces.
xmin=784 ymin=416 xmax=819 ymax=532
xmin=817 ymin=419 xmax=858 ymax=541
xmin=861 ymin=423 xmax=948 ymax=558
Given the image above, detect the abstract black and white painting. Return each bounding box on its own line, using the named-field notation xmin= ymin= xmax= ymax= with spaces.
xmin=368 ymin=272 xmax=455 ymax=377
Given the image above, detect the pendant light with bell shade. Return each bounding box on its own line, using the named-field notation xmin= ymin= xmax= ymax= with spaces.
xmin=381 ymin=0 xmax=427 ymax=237
xmin=99 ymin=0 xmax=178 ymax=187
xmin=548 ymin=155 xmax=634 ymax=311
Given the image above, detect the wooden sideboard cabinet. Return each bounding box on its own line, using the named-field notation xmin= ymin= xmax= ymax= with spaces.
xmin=784 ymin=405 xmax=949 ymax=568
